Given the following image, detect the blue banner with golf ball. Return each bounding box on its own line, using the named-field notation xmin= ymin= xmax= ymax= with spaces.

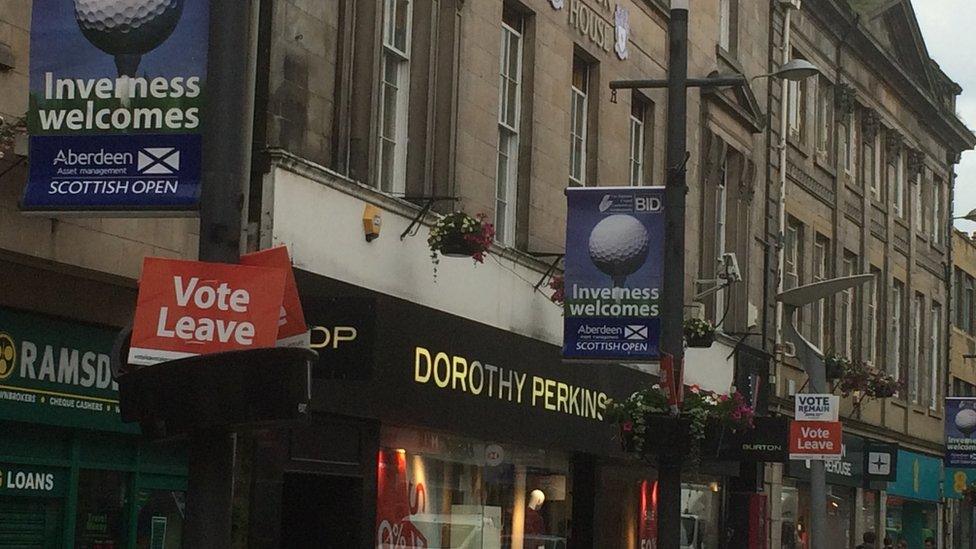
xmin=23 ymin=0 xmax=209 ymax=213
xmin=946 ymin=397 xmax=976 ymax=467
xmin=562 ymin=187 xmax=664 ymax=361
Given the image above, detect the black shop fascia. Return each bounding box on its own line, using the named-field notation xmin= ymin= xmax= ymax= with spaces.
xmin=295 ymin=270 xmax=652 ymax=456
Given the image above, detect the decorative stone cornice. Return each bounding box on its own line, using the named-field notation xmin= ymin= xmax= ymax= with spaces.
xmin=861 ymin=109 xmax=881 ymax=142
xmin=834 ymin=83 xmax=857 ymax=116
xmin=906 ymin=148 xmax=925 ymax=180
xmin=885 ymin=130 xmax=903 ymax=160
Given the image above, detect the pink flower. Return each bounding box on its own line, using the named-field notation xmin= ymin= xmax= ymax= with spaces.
xmin=689 ymin=385 xmax=701 ymax=395
xmin=622 ymin=421 xmax=634 ymax=433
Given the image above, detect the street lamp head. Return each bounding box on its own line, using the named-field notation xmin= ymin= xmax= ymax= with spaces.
xmin=955 ymin=208 xmax=976 ymax=222
xmin=773 ymin=59 xmax=821 ymax=81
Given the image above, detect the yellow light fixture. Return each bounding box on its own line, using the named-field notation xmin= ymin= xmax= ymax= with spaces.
xmin=363 ymin=204 xmax=382 ymax=242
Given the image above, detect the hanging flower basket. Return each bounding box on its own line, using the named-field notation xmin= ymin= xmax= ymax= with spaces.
xmin=437 ymin=232 xmax=478 ymax=257
xmin=869 ymin=374 xmax=900 ymax=398
xmin=427 ymin=212 xmax=495 ymax=276
xmin=548 ymin=274 xmax=565 ymax=306
xmin=608 ymin=383 xmax=755 ymax=465
xmin=835 ymin=359 xmax=902 ymax=409
xmin=824 ymin=354 xmax=849 ymax=381
xmin=0 ymin=116 xmax=26 ymax=160
xmin=684 ymin=318 xmax=716 ymax=348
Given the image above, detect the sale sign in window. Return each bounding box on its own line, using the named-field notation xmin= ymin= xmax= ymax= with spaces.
xmin=128 ymin=257 xmax=287 ymax=365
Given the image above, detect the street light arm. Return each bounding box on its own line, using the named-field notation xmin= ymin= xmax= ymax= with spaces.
xmin=609 ymin=73 xmax=747 ymax=91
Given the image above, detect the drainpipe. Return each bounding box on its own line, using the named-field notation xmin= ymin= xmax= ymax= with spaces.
xmin=773 ymin=2 xmax=795 ymax=406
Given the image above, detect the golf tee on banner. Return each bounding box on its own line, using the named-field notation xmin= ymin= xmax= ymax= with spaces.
xmin=128 ymin=257 xmax=287 ymax=366
xmin=241 ymin=246 xmax=310 ymax=348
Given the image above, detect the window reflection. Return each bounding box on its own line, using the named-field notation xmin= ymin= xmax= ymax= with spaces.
xmin=377 ymin=427 xmax=571 ymax=549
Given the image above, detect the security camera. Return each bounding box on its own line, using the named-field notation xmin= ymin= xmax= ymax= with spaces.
xmin=719 ymin=253 xmax=742 ymax=283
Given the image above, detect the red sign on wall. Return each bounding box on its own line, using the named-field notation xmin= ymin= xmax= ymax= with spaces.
xmin=241 ymin=246 xmax=309 ymax=347
xmin=788 ymin=420 xmax=843 ymax=461
xmin=659 ymin=354 xmax=682 ymax=411
xmin=128 ymin=257 xmax=287 ymax=365
xmin=638 ymin=480 xmax=658 ymax=549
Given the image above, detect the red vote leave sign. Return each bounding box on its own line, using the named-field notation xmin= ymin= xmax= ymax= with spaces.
xmin=788 ymin=420 xmax=843 ymax=461
xmin=128 ymin=257 xmax=287 ymax=365
xmin=241 ymin=246 xmax=309 ymax=347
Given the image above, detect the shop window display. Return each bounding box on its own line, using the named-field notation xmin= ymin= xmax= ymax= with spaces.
xmin=75 ymin=469 xmax=128 ymax=549
xmin=135 ymin=489 xmax=185 ymax=548
xmin=681 ymin=478 xmax=722 ymax=549
xmin=826 ymin=486 xmax=854 ymax=548
xmin=781 ymin=485 xmax=801 ymax=549
xmin=377 ymin=427 xmax=571 ymax=549
xmin=885 ymin=497 xmax=937 ymax=547
xmin=861 ymin=490 xmax=879 ymax=541
xmin=783 ymin=482 xmax=856 ymax=548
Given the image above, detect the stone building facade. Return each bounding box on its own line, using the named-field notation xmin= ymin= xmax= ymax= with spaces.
xmin=0 ymin=3 xmax=197 ymax=547
xmin=763 ymin=1 xmax=974 ymax=547
xmin=0 ymin=0 xmax=973 ymax=547
xmin=250 ymin=0 xmax=775 ymax=546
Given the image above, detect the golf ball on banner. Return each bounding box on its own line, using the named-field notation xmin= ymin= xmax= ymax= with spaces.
xmin=74 ymin=0 xmax=184 ymax=56
xmin=956 ymin=407 xmax=976 ymax=435
xmin=588 ymin=214 xmax=649 ymax=283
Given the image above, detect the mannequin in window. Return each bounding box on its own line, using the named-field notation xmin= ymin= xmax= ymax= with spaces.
xmin=524 ymin=489 xmax=546 ymax=537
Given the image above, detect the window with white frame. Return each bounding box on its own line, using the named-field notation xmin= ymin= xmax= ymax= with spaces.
xmin=931 ymin=302 xmax=942 ymax=409
xmin=840 ymin=252 xmax=858 ymax=358
xmin=838 ymin=114 xmax=855 ymax=176
xmin=629 ymin=97 xmax=646 ymax=186
xmin=784 ymin=219 xmax=802 ymax=291
xmin=910 ymin=293 xmax=924 ymax=404
xmin=914 ymin=172 xmax=923 ymax=232
xmin=713 ymin=152 xmax=730 ymax=327
xmin=864 ymin=138 xmax=879 ymax=199
xmin=892 ymin=280 xmax=904 ymax=384
xmin=932 ymin=176 xmax=943 ymax=244
xmin=959 ymin=274 xmax=976 ymax=335
xmin=816 ymin=78 xmax=833 ymax=160
xmin=569 ymin=56 xmax=589 ymax=186
xmin=867 ymin=267 xmax=881 ymax=365
xmin=811 ymin=234 xmax=829 ymax=350
xmin=787 ymin=77 xmax=806 ymax=143
xmin=377 ymin=0 xmax=412 ymax=194
xmin=893 ymin=150 xmax=905 ymax=218
xmin=719 ymin=0 xmax=736 ymax=52
xmin=495 ymin=7 xmax=523 ymax=246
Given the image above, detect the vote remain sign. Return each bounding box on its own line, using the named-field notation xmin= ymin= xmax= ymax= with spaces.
xmin=128 ymin=257 xmax=288 ymax=366
xmin=789 ymin=420 xmax=843 ymax=461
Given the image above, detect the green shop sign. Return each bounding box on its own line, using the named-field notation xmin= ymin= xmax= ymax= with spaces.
xmin=0 ymin=307 xmax=136 ymax=433
xmin=0 ymin=463 xmax=66 ymax=497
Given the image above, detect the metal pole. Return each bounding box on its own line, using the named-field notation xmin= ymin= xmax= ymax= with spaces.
xmin=769 ymin=0 xmax=827 ymax=546
xmin=808 ymin=358 xmax=828 ymax=549
xmin=658 ymin=2 xmax=689 ymax=549
xmin=183 ymin=0 xmax=260 ymax=547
